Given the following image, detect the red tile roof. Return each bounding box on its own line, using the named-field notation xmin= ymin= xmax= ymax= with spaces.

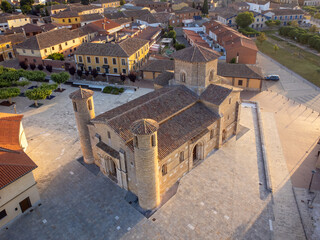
xmin=0 ymin=113 xmax=37 ymax=190
xmin=183 ymin=29 xmax=211 ymax=49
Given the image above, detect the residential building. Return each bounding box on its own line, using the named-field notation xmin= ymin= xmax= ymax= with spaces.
xmin=92 ymin=0 xmax=121 ymax=8
xmin=246 ymin=1 xmax=270 ymax=13
xmin=46 ymin=4 xmax=68 ymax=15
xmin=171 ymin=7 xmax=201 ymax=26
xmin=140 ymin=59 xmax=174 ymax=80
xmin=5 ymin=23 xmax=43 ymax=37
xmin=0 ymin=113 xmax=40 ymax=230
xmin=51 ymin=11 xmax=81 ymax=29
xmin=183 ymin=29 xmax=211 ymax=49
xmin=69 ymin=44 xmax=241 ymax=210
xmin=15 ymin=28 xmax=85 ymax=65
xmin=134 ymin=0 xmax=171 ymax=12
xmin=0 ymin=13 xmax=31 ymax=33
xmin=263 ymin=9 xmax=305 ymax=25
xmin=80 ymin=13 xmax=104 ymax=26
xmin=302 ymin=0 xmax=320 ymax=6
xmin=217 ymin=62 xmax=264 ymax=91
xmin=74 ymin=37 xmax=150 ymax=75
xmin=224 ymin=37 xmax=258 ymax=64
xmin=0 ymin=33 xmax=26 ymax=61
xmin=133 ymin=26 xmax=161 ymax=45
xmin=229 ymin=2 xmax=250 ymax=11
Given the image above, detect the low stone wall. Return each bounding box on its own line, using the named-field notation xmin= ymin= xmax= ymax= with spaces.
xmin=242 ymin=100 xmax=273 ymax=192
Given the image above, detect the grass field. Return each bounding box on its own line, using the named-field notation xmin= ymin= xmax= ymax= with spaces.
xmin=256 ymin=39 xmax=320 ymax=87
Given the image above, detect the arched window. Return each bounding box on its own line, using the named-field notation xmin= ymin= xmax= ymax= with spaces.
xmin=151 ymin=134 xmax=156 ymax=147
xmin=87 ymin=99 xmax=92 ymax=110
xmin=180 ymin=72 xmax=186 ymax=83
xmin=134 ymin=136 xmax=138 ymax=147
xmin=209 ymin=70 xmax=215 ymax=81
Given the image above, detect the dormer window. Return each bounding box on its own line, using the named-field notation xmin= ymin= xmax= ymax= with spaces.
xmin=180 ymin=72 xmax=186 ymax=83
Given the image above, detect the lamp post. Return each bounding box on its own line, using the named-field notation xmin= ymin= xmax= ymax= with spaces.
xmin=308 ymin=170 xmax=317 ymax=193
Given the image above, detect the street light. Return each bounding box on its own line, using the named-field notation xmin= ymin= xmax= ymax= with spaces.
xmin=308 ymin=170 xmax=317 ymax=193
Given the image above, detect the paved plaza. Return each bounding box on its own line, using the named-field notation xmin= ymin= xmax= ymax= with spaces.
xmin=0 ymin=83 xmax=306 ymax=239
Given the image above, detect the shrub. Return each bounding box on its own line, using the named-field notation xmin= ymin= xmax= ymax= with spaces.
xmin=174 ymin=43 xmax=186 ymax=50
xmin=238 ymin=27 xmax=260 ymax=36
xmin=229 ymin=58 xmax=236 ymax=63
xmin=0 ymin=87 xmax=20 ymax=104
xmin=38 ymin=64 xmax=44 ymax=71
xmin=102 ymin=86 xmax=124 ymax=95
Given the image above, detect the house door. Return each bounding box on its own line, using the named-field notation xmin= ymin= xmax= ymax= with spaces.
xmin=0 ymin=54 xmax=4 ymax=62
xmin=108 ymin=159 xmax=118 ymax=183
xmin=19 ymin=197 xmax=32 ymax=213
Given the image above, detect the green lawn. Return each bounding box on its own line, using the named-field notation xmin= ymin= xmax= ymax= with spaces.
xmin=256 ymin=40 xmax=320 ymax=87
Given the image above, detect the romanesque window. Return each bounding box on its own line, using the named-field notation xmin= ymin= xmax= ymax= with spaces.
xmin=87 ymin=56 xmax=91 ymax=63
xmin=162 ymin=164 xmax=167 ymax=176
xmin=229 ymin=98 xmax=232 ymax=104
xmin=238 ymin=80 xmax=243 ymax=86
xmin=73 ymin=102 xmax=77 ymax=112
xmin=95 ymin=133 xmax=101 ymax=142
xmin=180 ymin=72 xmax=186 ymax=82
xmin=209 ymin=70 xmax=215 ymax=81
xmin=134 ymin=136 xmax=138 ymax=147
xmin=87 ymin=99 xmax=92 ymax=110
xmin=210 ymin=129 xmax=214 ymax=139
xmin=108 ymin=131 xmax=111 ymax=139
xmin=151 ymin=134 xmax=156 ymax=147
xmin=0 ymin=209 xmax=7 ymax=220
xmin=179 ymin=152 xmax=184 ymax=163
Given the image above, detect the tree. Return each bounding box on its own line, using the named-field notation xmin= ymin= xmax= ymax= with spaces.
xmin=128 ymin=72 xmax=136 ymax=85
xmin=69 ymin=66 xmax=76 ymax=80
xmin=51 ymin=72 xmax=69 ymax=91
xmin=174 ymin=43 xmax=185 ymax=50
xmin=25 ymin=87 xmax=52 ymax=107
xmin=19 ymin=61 xmax=28 ymax=70
xmin=45 ymin=7 xmax=49 ymax=16
xmin=40 ymin=83 xmax=58 ymax=91
xmin=120 ymin=73 xmax=126 ymax=83
xmin=1 ymin=1 xmax=13 ymax=13
xmin=81 ymin=0 xmax=89 ymax=5
xmin=0 ymin=87 xmax=20 ymax=104
xmin=257 ymin=32 xmax=267 ymax=45
xmin=202 ymin=0 xmax=208 ymax=15
xmin=38 ymin=64 xmax=44 ymax=71
xmin=309 ymin=25 xmax=318 ymax=33
xmin=235 ymin=12 xmax=254 ymax=29
xmin=21 ymin=4 xmax=32 ymax=14
xmin=45 ymin=65 xmax=52 ymax=73
xmin=273 ymin=44 xmax=279 ymax=54
xmin=290 ymin=20 xmax=299 ymax=28
xmin=47 ymin=53 xmax=64 ymax=61
xmin=30 ymin=63 xmax=36 ymax=70
xmin=85 ymin=70 xmax=89 ymax=77
xmin=167 ymin=30 xmax=176 ymax=39
xmin=120 ymin=0 xmax=125 ymax=5
xmin=77 ymin=69 xmax=83 ymax=79
xmin=92 ymin=68 xmax=98 ymax=79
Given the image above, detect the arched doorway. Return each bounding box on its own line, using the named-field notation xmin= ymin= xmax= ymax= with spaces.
xmin=222 ymin=129 xmax=227 ymax=142
xmin=193 ymin=143 xmax=203 ymax=165
xmin=108 ymin=159 xmax=118 ymax=183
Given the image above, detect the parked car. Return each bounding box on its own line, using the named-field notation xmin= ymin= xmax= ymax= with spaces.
xmin=265 ymin=75 xmax=280 ymax=81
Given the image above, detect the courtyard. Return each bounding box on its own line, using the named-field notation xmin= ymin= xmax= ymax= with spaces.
xmin=0 ymin=84 xmax=306 ymax=239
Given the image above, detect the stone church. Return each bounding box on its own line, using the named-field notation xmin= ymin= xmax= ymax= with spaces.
xmin=70 ymin=45 xmax=241 ymax=210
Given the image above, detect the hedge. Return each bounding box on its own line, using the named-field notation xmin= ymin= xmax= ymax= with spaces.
xmin=102 ymin=86 xmax=125 ymax=95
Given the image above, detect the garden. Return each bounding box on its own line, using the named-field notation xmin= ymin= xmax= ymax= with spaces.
xmin=0 ymin=66 xmax=70 ymax=108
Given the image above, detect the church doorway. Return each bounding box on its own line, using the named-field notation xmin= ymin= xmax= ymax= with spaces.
xmin=193 ymin=143 xmax=203 ymax=166
xmin=108 ymin=159 xmax=118 ymax=183
xmin=222 ymin=129 xmax=227 ymax=142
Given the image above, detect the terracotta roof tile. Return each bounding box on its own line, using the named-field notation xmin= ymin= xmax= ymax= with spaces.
xmin=140 ymin=59 xmax=174 ymax=72
xmin=200 ymin=84 xmax=232 ymax=105
xmin=217 ymin=62 xmax=264 ymax=79
xmin=69 ymin=88 xmax=94 ymax=100
xmin=131 ymin=119 xmax=159 ymax=135
xmin=171 ymin=45 xmax=220 ymax=63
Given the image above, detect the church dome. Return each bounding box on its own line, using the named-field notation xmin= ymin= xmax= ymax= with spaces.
xmin=131 ymin=119 xmax=159 ymax=135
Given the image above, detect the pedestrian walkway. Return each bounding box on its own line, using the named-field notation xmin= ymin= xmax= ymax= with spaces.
xmin=262 ymin=112 xmax=306 ymax=240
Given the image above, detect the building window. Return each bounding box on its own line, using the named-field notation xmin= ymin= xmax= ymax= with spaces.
xmin=179 ymin=151 xmax=184 ymax=163
xmin=52 ymin=47 xmax=55 ymax=50
xmin=162 ymin=164 xmax=167 ymax=176
xmin=0 ymin=210 xmax=7 ymax=220
xmin=87 ymin=56 xmax=91 ymax=63
xmin=151 ymin=134 xmax=156 ymax=147
xmin=68 ymin=19 xmax=71 ymax=23
xmin=87 ymin=99 xmax=92 ymax=110
xmin=95 ymin=133 xmax=101 ymax=142
xmin=121 ymin=59 xmax=126 ymax=65
xmin=63 ymin=19 xmax=65 ymax=22
xmin=33 ymin=59 xmax=36 ymax=63
xmin=238 ymin=80 xmax=243 ymax=86
xmin=8 ymin=52 xmax=13 ymax=58
xmin=209 ymin=70 xmax=214 ymax=81
xmin=79 ymin=56 xmax=83 ymax=62
xmin=108 ymin=131 xmax=111 ymax=139
xmin=112 ymin=58 xmax=116 ymax=65
xmin=88 ymin=66 xmax=92 ymax=71
xmin=210 ymin=129 xmax=215 ymax=139
xmin=229 ymin=98 xmax=232 ymax=104
xmin=95 ymin=57 xmax=99 ymax=64
xmin=75 ymin=18 xmax=78 ymax=21
xmin=65 ymin=42 xmax=68 ymax=46
xmin=104 ymin=58 xmax=108 ymax=64
xmin=134 ymin=136 xmax=138 ymax=147
xmin=44 ymin=49 xmax=47 ymax=53
xmin=180 ymin=72 xmax=186 ymax=82
xmin=122 ymin=69 xmax=126 ymax=74
xmin=73 ymin=102 xmax=77 ymax=112
xmin=6 ymin=44 xmax=10 ymax=49
xmin=73 ymin=40 xmax=75 ymax=43
xmin=31 ymin=50 xmax=34 ymax=54
xmin=97 ymin=67 xmax=100 ymax=72
xmin=23 ymin=49 xmax=26 ymax=53
xmin=113 ymin=68 xmax=118 ymax=73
